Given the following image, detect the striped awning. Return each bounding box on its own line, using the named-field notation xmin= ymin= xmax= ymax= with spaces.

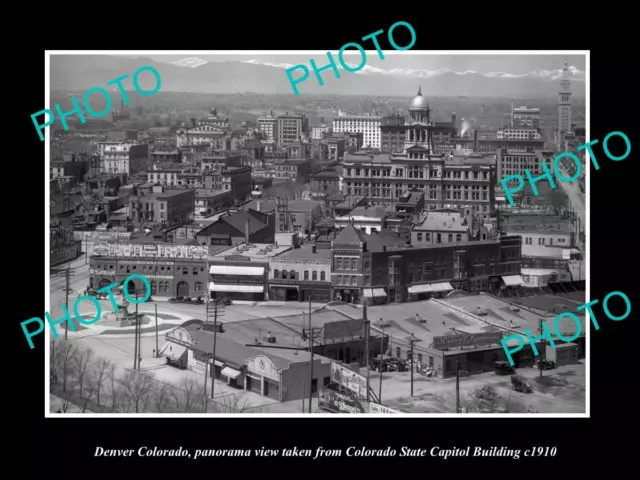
xmin=430 ymin=282 xmax=454 ymax=292
xmin=502 ymin=275 xmax=524 ymax=286
xmin=408 ymin=284 xmax=434 ymax=294
xmin=209 ymin=265 xmax=264 ymax=276
xmin=209 ymin=283 xmax=264 ymax=293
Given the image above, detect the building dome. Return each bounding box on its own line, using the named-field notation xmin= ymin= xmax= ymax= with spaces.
xmin=409 ymin=86 xmax=429 ymax=109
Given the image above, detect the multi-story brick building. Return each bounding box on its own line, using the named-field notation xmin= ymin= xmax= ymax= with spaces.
xmin=276 ymin=113 xmax=308 ymax=148
xmin=130 ymin=184 xmax=195 ymax=228
xmin=102 ymin=143 xmax=149 ymax=175
xmin=342 ymin=88 xmax=496 ymax=219
xmin=203 ymin=166 xmax=252 ymax=204
xmin=330 ymin=223 xmax=522 ymax=304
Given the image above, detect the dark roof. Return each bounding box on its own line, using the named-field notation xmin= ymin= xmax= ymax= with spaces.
xmin=189 ymin=329 xmax=257 ymax=368
xmin=222 ymin=211 xmax=266 ymax=235
xmin=333 ymin=224 xmax=366 ymax=246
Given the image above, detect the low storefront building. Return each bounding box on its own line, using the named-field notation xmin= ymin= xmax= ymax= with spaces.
xmin=268 ymin=243 xmax=331 ymax=302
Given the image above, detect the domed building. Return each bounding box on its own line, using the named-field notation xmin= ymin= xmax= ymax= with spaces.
xmin=404 ymin=86 xmax=434 ymax=153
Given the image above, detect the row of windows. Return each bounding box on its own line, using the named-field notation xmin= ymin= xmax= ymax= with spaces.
xmin=524 ymin=237 xmax=568 ymax=245
xmin=92 ymin=264 xmax=205 ymax=274
xmin=416 ymin=233 xmax=464 ymax=243
xmin=273 ymin=269 xmax=326 ymax=281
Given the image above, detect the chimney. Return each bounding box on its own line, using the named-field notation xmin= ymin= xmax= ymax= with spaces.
xmin=191 ymin=118 xmax=196 ymax=128
xmin=312 ymin=244 xmax=317 ymax=254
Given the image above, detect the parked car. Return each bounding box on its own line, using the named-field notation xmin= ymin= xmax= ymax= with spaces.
xmin=192 ymin=296 xmax=204 ymax=305
xmin=169 ymin=296 xmax=184 ymax=303
xmin=537 ymin=359 xmax=556 ymax=370
xmin=494 ymin=361 xmax=516 ymax=375
xmin=511 ymin=375 xmax=533 ymax=393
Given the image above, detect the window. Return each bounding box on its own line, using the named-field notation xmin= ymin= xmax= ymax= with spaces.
xmin=337 ymin=275 xmax=342 ymax=284
xmin=312 ymin=271 xmax=318 ymax=281
xmin=304 ymin=270 xmax=309 ymax=280
xmin=150 ymin=281 xmax=156 ymax=294
xmin=396 ymin=347 xmax=401 ymax=358
xmin=274 ymin=269 xmax=280 ymax=279
xmin=418 ymin=353 xmax=423 ymax=363
xmin=320 ymin=271 xmax=326 ymax=281
xmin=290 ymin=270 xmax=296 ymax=279
xmin=336 ymin=258 xmax=342 ymax=270
xmin=417 ymin=233 xmax=423 ymax=241
xmin=437 ymin=233 xmax=442 ymax=244
xmin=193 ymin=267 xmax=198 ymax=275
xmin=195 ymin=281 xmax=203 ymax=291
xmin=350 ymin=259 xmax=357 ymax=270
xmin=456 ymin=234 xmax=462 ymax=242
xmin=425 ymin=233 xmax=431 ymax=242
xmin=448 ymin=234 xmax=453 ymax=242
xmin=351 ymin=276 xmax=357 ymax=285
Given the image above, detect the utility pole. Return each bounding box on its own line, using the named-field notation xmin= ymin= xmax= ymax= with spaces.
xmin=405 ymin=333 xmax=421 ymax=397
xmin=379 ymin=318 xmax=384 ymax=403
xmin=538 ymin=319 xmax=544 ymax=378
xmin=64 ymin=265 xmax=71 ymax=340
xmin=133 ymin=287 xmax=139 ymax=371
xmin=456 ymin=359 xmax=460 ymax=413
xmin=155 ymin=304 xmax=159 ymax=357
xmin=203 ymin=352 xmax=209 ymax=413
xmin=308 ymin=295 xmax=313 ymax=413
xmin=363 ymin=303 xmax=370 ymax=402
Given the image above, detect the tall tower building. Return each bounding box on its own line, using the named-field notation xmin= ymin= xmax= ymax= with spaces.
xmin=558 ymin=60 xmax=572 ymax=146
xmin=404 ymin=86 xmax=434 ymax=152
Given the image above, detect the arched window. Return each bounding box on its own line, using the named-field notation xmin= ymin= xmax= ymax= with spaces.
xmin=312 ymin=271 xmax=317 ymax=281
xmin=321 ymin=271 xmax=326 ymax=281
xmin=304 ymin=270 xmax=309 ymax=280
xmin=282 ymin=270 xmax=289 ymax=279
xmin=150 ymin=281 xmax=157 ymax=294
xmin=195 ymin=281 xmax=203 ymax=292
xmin=274 ymin=269 xmax=280 ymax=279
xmin=290 ymin=270 xmax=296 ymax=279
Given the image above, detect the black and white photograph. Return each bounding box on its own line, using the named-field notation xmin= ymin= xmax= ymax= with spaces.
xmin=44 ymin=51 xmax=589 ymax=417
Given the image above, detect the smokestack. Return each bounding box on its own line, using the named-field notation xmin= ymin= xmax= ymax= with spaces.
xmin=474 ymin=129 xmax=478 ymax=151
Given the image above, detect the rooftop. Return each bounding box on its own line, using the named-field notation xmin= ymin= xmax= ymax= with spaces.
xmin=414 ymin=210 xmax=468 ymax=233
xmin=336 ymin=206 xmax=387 ymax=221
xmin=211 ymin=242 xmax=292 ymax=259
xmin=505 ymin=222 xmax=574 ymax=234
xmin=311 ymin=171 xmax=340 ymax=179
xmin=277 ymin=243 xmax=332 ymax=261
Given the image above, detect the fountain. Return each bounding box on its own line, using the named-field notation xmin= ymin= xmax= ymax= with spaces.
xmin=103 ymin=300 xmax=151 ymax=327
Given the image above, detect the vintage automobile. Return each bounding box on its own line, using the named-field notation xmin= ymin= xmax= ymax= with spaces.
xmin=537 ymin=359 xmax=556 ymax=370
xmin=511 ymin=375 xmax=533 ymax=393
xmin=494 ymin=361 xmax=516 ymax=375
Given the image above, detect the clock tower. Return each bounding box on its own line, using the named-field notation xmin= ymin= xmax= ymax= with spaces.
xmin=558 ymin=60 xmax=572 ymax=148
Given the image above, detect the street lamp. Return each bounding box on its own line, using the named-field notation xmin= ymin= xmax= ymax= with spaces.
xmin=405 ymin=333 xmax=422 ymax=397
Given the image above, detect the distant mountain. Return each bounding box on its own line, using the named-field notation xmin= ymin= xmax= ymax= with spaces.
xmin=50 ymin=55 xmax=586 ymax=98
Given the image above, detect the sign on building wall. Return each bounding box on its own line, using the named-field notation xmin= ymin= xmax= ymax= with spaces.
xmin=247 ymin=355 xmax=279 ymax=381
xmin=319 ymin=384 xmax=365 ymax=414
xmin=433 ymin=332 xmax=504 ymax=350
xmin=324 ymin=319 xmax=364 ymax=341
xmin=92 ymin=243 xmax=207 ymax=259
xmin=165 ymin=327 xmax=194 ymax=346
xmin=330 ymin=362 xmax=367 ymax=401
xmin=370 ymin=403 xmax=400 ymax=414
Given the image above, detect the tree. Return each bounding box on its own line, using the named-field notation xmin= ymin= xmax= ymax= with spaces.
xmin=212 ymin=394 xmax=251 ymax=414
xmin=82 ymin=375 xmax=98 ymax=413
xmin=61 ymin=390 xmax=74 ymax=413
xmin=75 ymin=348 xmax=94 ymax=398
xmin=58 ymin=341 xmax=78 ymax=393
xmin=94 ymin=358 xmax=111 ymax=407
xmin=464 ymin=385 xmax=504 ymax=413
xmin=180 ymin=376 xmax=201 ymax=413
xmin=154 ymin=383 xmax=171 ymax=413
xmin=109 ymin=364 xmax=118 ymax=412
xmin=50 ymin=340 xmax=63 ymax=385
xmin=123 ymin=370 xmax=156 ymax=413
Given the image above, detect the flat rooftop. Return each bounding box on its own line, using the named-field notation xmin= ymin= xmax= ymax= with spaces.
xmin=277 ymin=243 xmax=331 ymax=261
xmin=210 ymin=242 xmax=292 ymax=259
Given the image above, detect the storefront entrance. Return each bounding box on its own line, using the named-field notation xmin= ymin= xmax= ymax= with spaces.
xmin=246 ymin=375 xmax=262 ymax=394
xmin=176 ymin=281 xmax=189 ymax=297
xmin=285 ymin=288 xmax=299 ymax=301
xmin=264 ymin=379 xmax=280 ymax=400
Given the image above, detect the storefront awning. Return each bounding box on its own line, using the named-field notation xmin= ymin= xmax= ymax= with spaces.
xmin=209 ymin=282 xmax=264 ymax=293
xmin=363 ymin=288 xmax=374 ymax=298
xmin=372 ymin=288 xmax=387 ymax=297
xmin=221 ymin=366 xmax=242 ymax=379
xmin=209 ymin=265 xmax=264 ymax=276
xmin=408 ymin=284 xmax=434 ymax=294
xmin=502 ymin=275 xmax=525 ymax=286
xmin=159 ymin=342 xmax=187 ymax=361
xmin=430 ymin=282 xmax=454 ymax=292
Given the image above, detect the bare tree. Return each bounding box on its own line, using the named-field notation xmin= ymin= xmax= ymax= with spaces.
xmin=58 ymin=341 xmax=78 ymax=393
xmin=61 ymin=390 xmax=74 ymax=413
xmin=75 ymin=348 xmax=94 ymax=398
xmin=110 ymin=364 xmax=118 ymax=412
xmin=464 ymin=385 xmax=503 ymax=413
xmin=154 ymin=383 xmax=171 ymax=413
xmin=94 ymin=358 xmax=111 ymax=407
xmin=123 ymin=370 xmax=156 ymax=413
xmin=212 ymin=394 xmax=252 ymax=414
xmin=180 ymin=376 xmax=201 ymax=413
xmin=82 ymin=375 xmax=98 ymax=413
xmin=170 ymin=388 xmax=182 ymax=413
xmin=50 ymin=340 xmax=62 ymax=384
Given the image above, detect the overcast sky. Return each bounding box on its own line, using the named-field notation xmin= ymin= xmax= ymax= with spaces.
xmin=117 ymin=53 xmax=586 ymax=73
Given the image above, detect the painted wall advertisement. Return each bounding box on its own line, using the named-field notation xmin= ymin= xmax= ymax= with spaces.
xmin=433 ymin=331 xmax=504 ymax=350
xmin=330 ymin=362 xmax=367 ymax=401
xmin=92 ymin=243 xmax=207 ymax=259
xmin=318 ymin=384 xmax=365 ymax=414
xmin=370 ymin=403 xmax=400 ymax=414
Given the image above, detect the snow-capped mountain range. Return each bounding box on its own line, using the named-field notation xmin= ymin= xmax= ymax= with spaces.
xmin=241 ymin=59 xmax=585 ymax=81
xmin=50 ymin=55 xmax=586 ymax=98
